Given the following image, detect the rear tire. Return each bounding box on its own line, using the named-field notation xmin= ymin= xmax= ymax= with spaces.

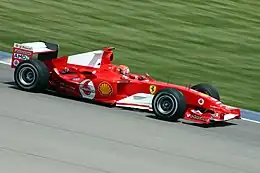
xmin=14 ymin=60 xmax=50 ymax=92
xmin=152 ymin=88 xmax=186 ymax=121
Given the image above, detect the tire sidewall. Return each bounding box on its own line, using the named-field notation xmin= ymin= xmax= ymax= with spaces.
xmin=14 ymin=62 xmax=40 ymax=90
xmin=153 ymin=92 xmax=178 ymax=117
xmin=152 ymin=89 xmax=186 ymax=121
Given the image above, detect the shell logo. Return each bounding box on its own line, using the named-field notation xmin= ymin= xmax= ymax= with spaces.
xmin=98 ymin=82 xmax=113 ymax=96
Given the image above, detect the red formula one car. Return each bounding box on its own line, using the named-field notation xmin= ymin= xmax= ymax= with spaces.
xmin=10 ymin=41 xmax=241 ymax=124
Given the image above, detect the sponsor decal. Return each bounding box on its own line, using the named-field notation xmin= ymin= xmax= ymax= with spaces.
xmin=14 ymin=49 xmax=32 ymax=55
xmin=198 ymin=98 xmax=204 ymax=105
xmin=149 ymin=85 xmax=156 ymax=94
xmin=79 ymin=79 xmax=96 ymax=99
xmin=187 ymin=113 xmax=208 ymax=122
xmin=14 ymin=43 xmax=33 ymax=50
xmin=13 ymin=59 xmax=20 ymax=66
xmin=98 ymin=81 xmax=113 ymax=96
xmin=13 ymin=53 xmax=30 ymax=60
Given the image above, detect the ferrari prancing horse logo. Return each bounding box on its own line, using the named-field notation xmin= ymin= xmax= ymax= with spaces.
xmin=149 ymin=85 xmax=156 ymax=94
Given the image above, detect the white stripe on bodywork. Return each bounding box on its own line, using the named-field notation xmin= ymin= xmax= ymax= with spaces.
xmin=116 ymin=93 xmax=154 ymax=110
xmin=116 ymin=103 xmax=151 ymax=110
xmin=223 ymin=114 xmax=237 ymax=121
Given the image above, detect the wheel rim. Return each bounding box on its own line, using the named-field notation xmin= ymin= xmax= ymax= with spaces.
xmin=18 ymin=66 xmax=36 ymax=86
xmin=156 ymin=95 xmax=177 ymax=115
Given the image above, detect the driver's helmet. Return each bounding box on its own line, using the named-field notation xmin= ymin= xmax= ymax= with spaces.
xmin=117 ymin=65 xmax=130 ymax=76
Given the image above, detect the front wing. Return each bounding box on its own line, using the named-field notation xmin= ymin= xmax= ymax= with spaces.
xmin=115 ymin=93 xmax=241 ymax=124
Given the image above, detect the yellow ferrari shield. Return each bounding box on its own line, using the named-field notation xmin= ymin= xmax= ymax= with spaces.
xmin=149 ymin=85 xmax=156 ymax=94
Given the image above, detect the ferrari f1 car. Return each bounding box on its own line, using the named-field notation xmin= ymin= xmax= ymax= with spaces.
xmin=10 ymin=41 xmax=241 ymax=124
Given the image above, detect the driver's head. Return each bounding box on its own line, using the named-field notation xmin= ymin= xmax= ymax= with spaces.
xmin=117 ymin=65 xmax=130 ymax=76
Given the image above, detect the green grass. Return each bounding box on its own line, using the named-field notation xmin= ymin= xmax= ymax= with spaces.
xmin=1 ymin=0 xmax=260 ymax=111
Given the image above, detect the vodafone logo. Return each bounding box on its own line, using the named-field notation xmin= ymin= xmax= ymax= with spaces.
xmin=13 ymin=59 xmax=20 ymax=66
xmin=79 ymin=79 xmax=96 ymax=99
xmin=198 ymin=98 xmax=204 ymax=105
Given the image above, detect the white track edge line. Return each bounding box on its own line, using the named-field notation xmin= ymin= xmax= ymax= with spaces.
xmin=241 ymin=118 xmax=260 ymax=124
xmin=0 ymin=61 xmax=10 ymax=65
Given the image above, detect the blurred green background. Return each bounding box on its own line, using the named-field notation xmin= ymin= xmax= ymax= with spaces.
xmin=1 ymin=0 xmax=260 ymax=111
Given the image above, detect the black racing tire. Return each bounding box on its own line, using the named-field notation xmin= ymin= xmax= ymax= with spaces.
xmin=152 ymin=88 xmax=186 ymax=121
xmin=14 ymin=59 xmax=50 ymax=92
xmin=191 ymin=83 xmax=220 ymax=101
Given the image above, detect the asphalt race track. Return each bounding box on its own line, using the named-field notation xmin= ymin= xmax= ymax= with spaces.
xmin=0 ymin=63 xmax=259 ymax=173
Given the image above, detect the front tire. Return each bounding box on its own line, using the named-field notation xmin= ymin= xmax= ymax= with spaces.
xmin=14 ymin=60 xmax=50 ymax=92
xmin=152 ymin=88 xmax=186 ymax=121
xmin=191 ymin=83 xmax=220 ymax=100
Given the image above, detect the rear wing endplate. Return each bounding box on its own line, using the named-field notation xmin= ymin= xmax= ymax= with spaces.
xmin=11 ymin=41 xmax=59 ymax=68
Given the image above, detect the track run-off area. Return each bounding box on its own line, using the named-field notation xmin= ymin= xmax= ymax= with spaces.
xmin=0 ymin=51 xmax=259 ymax=173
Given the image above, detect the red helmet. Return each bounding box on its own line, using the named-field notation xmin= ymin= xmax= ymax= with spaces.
xmin=117 ymin=65 xmax=130 ymax=76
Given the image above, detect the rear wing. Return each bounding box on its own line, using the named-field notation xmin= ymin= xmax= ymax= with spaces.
xmin=65 ymin=47 xmax=115 ymax=69
xmin=11 ymin=41 xmax=59 ymax=68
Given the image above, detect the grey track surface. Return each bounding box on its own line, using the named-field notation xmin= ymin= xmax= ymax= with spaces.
xmin=0 ymin=64 xmax=259 ymax=173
